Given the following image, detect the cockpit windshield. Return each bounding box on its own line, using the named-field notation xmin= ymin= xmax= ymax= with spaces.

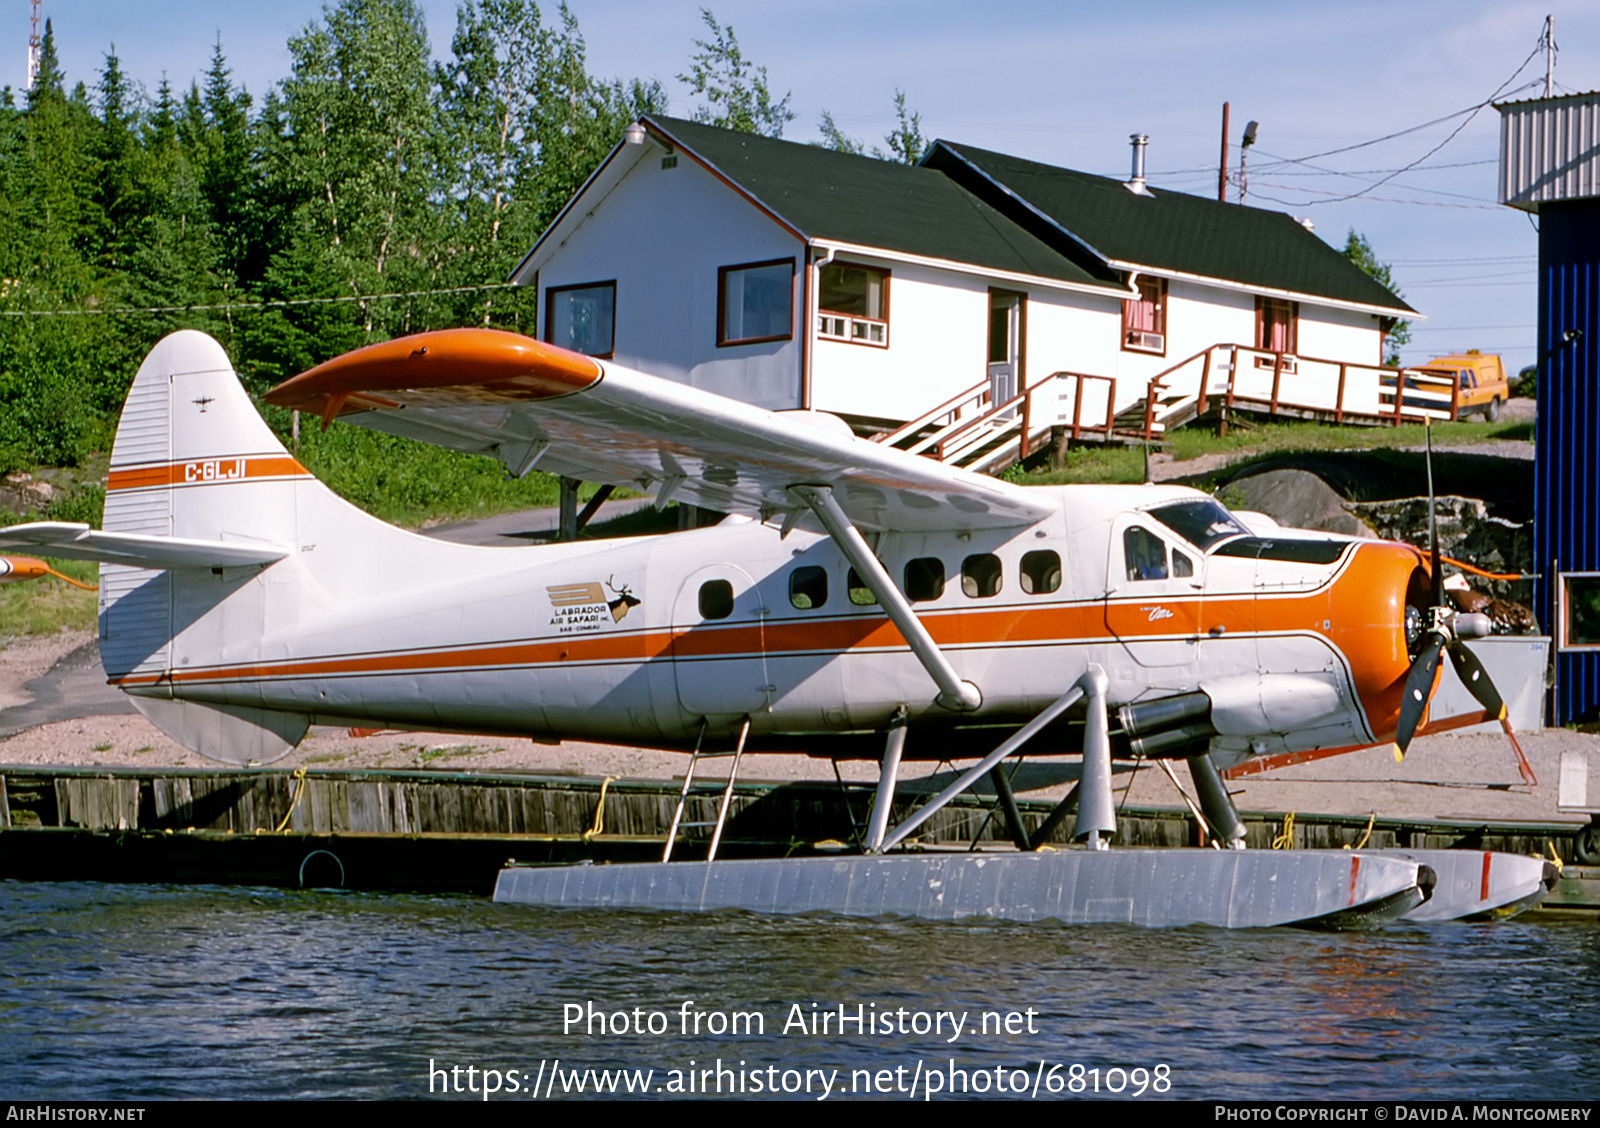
xmin=1146 ymin=499 xmax=1249 ymax=553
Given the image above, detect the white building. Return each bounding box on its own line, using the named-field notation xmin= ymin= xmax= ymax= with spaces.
xmin=511 ymin=116 xmax=1414 ymax=435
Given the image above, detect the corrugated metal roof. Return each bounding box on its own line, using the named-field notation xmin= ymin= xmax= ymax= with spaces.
xmin=1497 ymin=92 xmax=1600 ymax=211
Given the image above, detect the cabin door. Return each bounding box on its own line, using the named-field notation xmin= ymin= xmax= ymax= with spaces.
xmin=1103 ymin=515 xmax=1203 ymax=669
xmin=672 ymin=563 xmax=772 ymax=718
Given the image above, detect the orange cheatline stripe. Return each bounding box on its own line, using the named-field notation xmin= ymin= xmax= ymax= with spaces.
xmin=111 ymin=581 xmax=1352 ymax=693
xmin=106 ymin=455 xmax=312 ymax=493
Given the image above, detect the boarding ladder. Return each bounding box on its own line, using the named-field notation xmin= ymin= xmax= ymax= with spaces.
xmin=662 ymin=717 xmax=750 ymax=862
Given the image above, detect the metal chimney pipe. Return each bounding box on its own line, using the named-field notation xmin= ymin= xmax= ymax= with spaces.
xmin=1127 ymin=133 xmax=1151 ymax=195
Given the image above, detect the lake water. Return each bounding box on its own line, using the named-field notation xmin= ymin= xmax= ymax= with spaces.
xmin=1 ymin=881 xmax=1597 ymax=1101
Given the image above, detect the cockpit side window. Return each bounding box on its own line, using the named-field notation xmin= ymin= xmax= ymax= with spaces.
xmin=1124 ymin=526 xmax=1168 ymax=581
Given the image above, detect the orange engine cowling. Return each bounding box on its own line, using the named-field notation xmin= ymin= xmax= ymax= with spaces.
xmin=1329 ymin=541 xmax=1431 ymax=743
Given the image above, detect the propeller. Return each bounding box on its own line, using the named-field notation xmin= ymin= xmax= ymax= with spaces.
xmin=1392 ymin=420 xmax=1516 ymax=769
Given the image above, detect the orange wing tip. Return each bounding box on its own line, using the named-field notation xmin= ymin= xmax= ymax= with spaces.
xmin=264 ymin=328 xmax=603 ymax=416
xmin=0 ymin=556 xmax=49 ymax=584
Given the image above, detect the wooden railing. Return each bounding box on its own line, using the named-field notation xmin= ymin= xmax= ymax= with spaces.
xmin=878 ymin=344 xmax=1463 ymax=469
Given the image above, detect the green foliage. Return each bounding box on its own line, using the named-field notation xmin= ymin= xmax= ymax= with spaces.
xmin=816 ymin=90 xmax=926 ymax=164
xmin=679 ymin=9 xmax=792 ymax=137
xmin=284 ymin=416 xmax=568 ymax=527
xmin=1342 ymin=229 xmax=1411 ymax=365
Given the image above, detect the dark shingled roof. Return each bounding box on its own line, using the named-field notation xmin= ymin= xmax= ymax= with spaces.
xmin=923 ymin=141 xmax=1415 ymax=314
xmin=645 ymin=116 xmax=1123 ymax=292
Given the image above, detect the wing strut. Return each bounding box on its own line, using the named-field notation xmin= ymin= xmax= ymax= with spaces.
xmin=789 ymin=484 xmax=981 ymax=712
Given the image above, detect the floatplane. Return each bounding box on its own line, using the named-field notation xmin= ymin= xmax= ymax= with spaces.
xmin=0 ymin=330 xmax=1555 ymax=926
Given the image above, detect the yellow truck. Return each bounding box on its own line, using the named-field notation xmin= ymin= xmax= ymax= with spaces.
xmin=1414 ymin=351 xmax=1510 ymax=422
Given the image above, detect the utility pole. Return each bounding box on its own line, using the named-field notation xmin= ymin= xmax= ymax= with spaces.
xmin=1238 ymin=121 xmax=1258 ymax=205
xmin=1544 ymin=14 xmax=1556 ymax=97
xmin=1217 ymin=102 xmax=1230 ymax=203
xmin=25 ymin=0 xmax=40 ymax=90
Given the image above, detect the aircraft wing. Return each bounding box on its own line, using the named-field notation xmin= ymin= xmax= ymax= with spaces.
xmin=0 ymin=522 xmax=289 ymax=569
xmin=263 ymin=329 xmax=1051 ymax=533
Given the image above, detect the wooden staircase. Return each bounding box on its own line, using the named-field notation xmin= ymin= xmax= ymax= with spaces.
xmin=875 ymin=344 xmax=1461 ymax=473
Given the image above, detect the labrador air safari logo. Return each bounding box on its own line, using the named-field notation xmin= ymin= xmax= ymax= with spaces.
xmin=547 ymin=577 xmax=640 ymax=633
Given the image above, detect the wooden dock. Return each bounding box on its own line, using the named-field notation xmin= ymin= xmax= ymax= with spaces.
xmin=2 ymin=764 xmax=1594 ymax=911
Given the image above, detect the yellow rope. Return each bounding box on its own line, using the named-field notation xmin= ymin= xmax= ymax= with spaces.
xmin=1350 ymin=813 xmax=1376 ymax=850
xmin=1546 ymin=841 xmax=1565 ymax=874
xmin=1271 ymin=811 xmax=1296 ymax=850
xmin=583 ymin=776 xmax=616 ymax=842
xmin=274 ymin=766 xmax=309 ymax=834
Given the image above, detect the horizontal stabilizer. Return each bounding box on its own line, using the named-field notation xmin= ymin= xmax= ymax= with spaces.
xmin=0 ymin=522 xmax=287 ymax=570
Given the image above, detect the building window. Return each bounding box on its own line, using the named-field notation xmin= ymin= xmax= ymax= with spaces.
xmin=1123 ymin=276 xmax=1166 ymax=355
xmin=818 ymin=262 xmax=889 ymax=347
xmin=719 ymin=259 xmax=794 ymax=346
xmin=1257 ymin=297 xmax=1298 ymax=356
xmin=546 ymin=282 xmax=616 ymax=358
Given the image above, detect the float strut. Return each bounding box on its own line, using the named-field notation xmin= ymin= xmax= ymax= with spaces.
xmin=1187 ymin=752 xmax=1247 ymax=850
xmin=988 ymin=764 xmax=1032 ymax=851
xmin=790 ymin=484 xmax=980 ymax=712
xmin=864 ymin=706 xmax=908 ymax=854
xmin=1074 ymin=666 xmax=1115 ymax=850
xmin=1033 ymin=781 xmax=1079 ymax=847
xmin=878 ymin=673 xmax=1092 ymax=852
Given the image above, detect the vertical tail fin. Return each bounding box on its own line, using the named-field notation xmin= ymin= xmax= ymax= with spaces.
xmin=101 ymin=331 xmax=314 ymax=763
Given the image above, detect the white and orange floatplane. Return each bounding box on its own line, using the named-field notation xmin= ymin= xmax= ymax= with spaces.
xmin=0 ymin=330 xmax=1555 ymax=926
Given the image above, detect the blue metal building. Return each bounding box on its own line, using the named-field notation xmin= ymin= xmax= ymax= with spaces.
xmin=1501 ymin=92 xmax=1600 ymax=722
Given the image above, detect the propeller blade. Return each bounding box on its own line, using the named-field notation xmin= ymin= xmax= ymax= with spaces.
xmin=1447 ymin=639 xmax=1506 ymax=722
xmin=1394 ymin=631 xmax=1447 ymax=760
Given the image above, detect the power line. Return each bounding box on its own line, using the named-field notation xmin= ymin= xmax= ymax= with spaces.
xmin=1250 ymin=39 xmax=1547 ymax=207
xmin=0 ymin=281 xmax=524 ymax=318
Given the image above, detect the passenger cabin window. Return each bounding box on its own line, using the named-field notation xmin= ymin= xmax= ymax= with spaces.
xmin=1020 ymin=550 xmax=1062 ymax=594
xmin=1124 ymin=527 xmax=1168 ymax=581
xmin=789 ymin=566 xmax=828 ymax=610
xmin=846 ymin=567 xmax=878 ymax=606
xmin=545 ymin=281 xmax=616 ymax=357
xmin=904 ymin=557 xmax=945 ymax=602
xmin=699 ymin=579 xmax=734 ymax=619
xmin=718 ymin=259 xmax=794 ymax=346
xmin=1173 ymin=549 xmax=1195 ymax=578
xmin=962 ymin=554 xmax=1003 ymax=598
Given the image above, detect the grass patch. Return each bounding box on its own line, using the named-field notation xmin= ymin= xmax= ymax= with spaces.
xmin=1018 ymin=416 xmax=1532 ymax=487
xmin=278 ymin=414 xmax=629 ymax=529
xmin=0 ymin=558 xmax=97 ymax=638
xmin=417 ymin=744 xmax=497 ymax=763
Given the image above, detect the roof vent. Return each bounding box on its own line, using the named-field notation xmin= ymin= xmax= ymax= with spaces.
xmin=1126 ymin=133 xmax=1152 ymax=196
